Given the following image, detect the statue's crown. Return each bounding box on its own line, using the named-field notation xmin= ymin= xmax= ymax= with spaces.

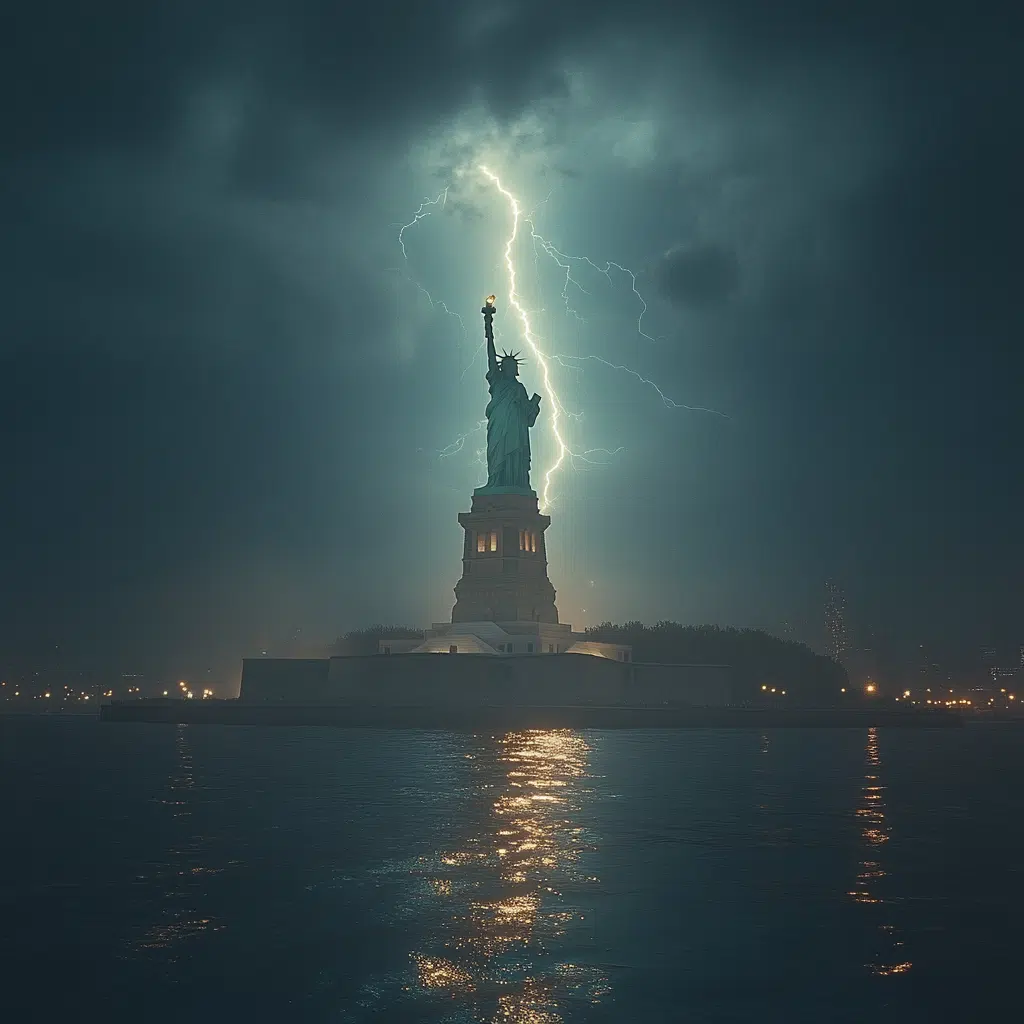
xmin=499 ymin=349 xmax=524 ymax=367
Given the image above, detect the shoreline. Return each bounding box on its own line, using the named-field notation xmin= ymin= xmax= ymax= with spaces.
xmin=97 ymin=701 xmax=964 ymax=729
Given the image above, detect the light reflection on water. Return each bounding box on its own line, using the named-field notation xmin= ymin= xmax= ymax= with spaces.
xmin=353 ymin=729 xmax=608 ymax=1022
xmin=133 ymin=724 xmax=225 ymax=956
xmin=849 ymin=727 xmax=912 ymax=977
xmin=5 ymin=717 xmax=1024 ymax=1021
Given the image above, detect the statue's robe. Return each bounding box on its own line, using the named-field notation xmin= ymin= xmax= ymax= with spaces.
xmin=485 ymin=368 xmax=539 ymax=489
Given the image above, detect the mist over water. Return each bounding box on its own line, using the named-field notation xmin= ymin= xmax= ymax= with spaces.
xmin=2 ymin=718 xmax=1021 ymax=1021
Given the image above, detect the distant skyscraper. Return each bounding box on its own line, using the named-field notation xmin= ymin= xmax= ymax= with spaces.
xmin=824 ymin=581 xmax=850 ymax=666
xmin=980 ymin=646 xmax=1000 ymax=684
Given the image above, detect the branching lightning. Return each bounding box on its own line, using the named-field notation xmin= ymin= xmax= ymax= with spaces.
xmin=552 ymin=353 xmax=730 ymax=416
xmin=437 ymin=419 xmax=486 ymax=460
xmin=396 ymin=188 xmax=468 ymax=339
xmin=529 ymin=232 xmax=657 ymax=344
xmin=396 ymin=164 xmax=726 ymax=511
xmin=397 ymin=187 xmax=445 ymax=261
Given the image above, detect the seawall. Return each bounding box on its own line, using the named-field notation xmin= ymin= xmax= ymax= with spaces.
xmin=99 ymin=700 xmax=962 ymax=729
xmin=238 ymin=653 xmax=735 ymax=707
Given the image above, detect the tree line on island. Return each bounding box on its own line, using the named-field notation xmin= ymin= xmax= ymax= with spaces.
xmin=330 ymin=625 xmax=425 ymax=656
xmin=331 ymin=621 xmax=851 ymax=707
xmin=584 ymin=621 xmax=849 ymax=706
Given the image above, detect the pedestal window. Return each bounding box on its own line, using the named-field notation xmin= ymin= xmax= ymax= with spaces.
xmin=519 ymin=530 xmax=538 ymax=553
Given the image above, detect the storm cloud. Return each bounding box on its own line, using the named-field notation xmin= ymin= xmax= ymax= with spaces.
xmin=1 ymin=0 xmax=1022 ymax=679
xmin=655 ymin=243 xmax=740 ymax=308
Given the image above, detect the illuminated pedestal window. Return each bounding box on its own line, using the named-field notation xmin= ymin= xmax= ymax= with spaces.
xmin=452 ymin=491 xmax=559 ymax=624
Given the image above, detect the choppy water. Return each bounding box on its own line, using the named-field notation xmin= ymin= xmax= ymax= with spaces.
xmin=1 ymin=718 xmax=1021 ymax=1022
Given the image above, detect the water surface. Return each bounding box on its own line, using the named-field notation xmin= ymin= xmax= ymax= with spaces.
xmin=2 ymin=718 xmax=1019 ymax=1021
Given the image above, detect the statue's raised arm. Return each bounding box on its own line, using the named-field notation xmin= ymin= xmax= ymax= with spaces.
xmin=482 ymin=295 xmax=499 ymax=377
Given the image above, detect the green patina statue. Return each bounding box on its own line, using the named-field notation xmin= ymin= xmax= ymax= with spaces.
xmin=477 ymin=296 xmax=542 ymax=494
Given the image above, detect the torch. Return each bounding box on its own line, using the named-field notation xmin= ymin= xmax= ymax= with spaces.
xmin=482 ymin=294 xmax=496 ymax=343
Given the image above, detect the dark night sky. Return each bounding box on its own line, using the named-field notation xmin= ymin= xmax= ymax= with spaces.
xmin=1 ymin=1 xmax=1021 ymax=682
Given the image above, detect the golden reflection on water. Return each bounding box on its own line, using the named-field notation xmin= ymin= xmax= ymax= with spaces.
xmin=849 ymin=727 xmax=912 ymax=977
xmin=411 ymin=729 xmax=608 ymax=1021
xmin=135 ymin=724 xmax=223 ymax=955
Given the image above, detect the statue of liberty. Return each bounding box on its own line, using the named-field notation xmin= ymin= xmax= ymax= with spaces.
xmin=477 ymin=296 xmax=542 ymax=493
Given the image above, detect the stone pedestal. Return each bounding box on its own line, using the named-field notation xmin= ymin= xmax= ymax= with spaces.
xmin=451 ymin=489 xmax=560 ymax=624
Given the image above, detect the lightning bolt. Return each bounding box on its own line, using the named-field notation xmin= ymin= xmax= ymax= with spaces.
xmin=478 ymin=165 xmax=575 ymax=509
xmin=397 ymin=165 xmax=726 ymax=511
xmin=478 ymin=164 xmax=726 ymax=508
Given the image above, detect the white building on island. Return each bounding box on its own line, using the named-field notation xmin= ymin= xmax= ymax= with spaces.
xmin=381 ymin=620 xmax=632 ymax=662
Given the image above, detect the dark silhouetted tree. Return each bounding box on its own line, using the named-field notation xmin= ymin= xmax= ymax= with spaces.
xmin=330 ymin=625 xmax=424 ymax=657
xmin=586 ymin=621 xmax=849 ymax=706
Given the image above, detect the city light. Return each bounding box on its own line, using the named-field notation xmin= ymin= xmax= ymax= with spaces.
xmin=865 ymin=683 xmax=877 ymax=694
